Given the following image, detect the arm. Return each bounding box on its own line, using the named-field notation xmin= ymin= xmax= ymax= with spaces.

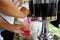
xmin=0 ymin=0 xmax=29 ymax=18
xmin=0 ymin=17 xmax=15 ymax=32
xmin=0 ymin=17 xmax=24 ymax=33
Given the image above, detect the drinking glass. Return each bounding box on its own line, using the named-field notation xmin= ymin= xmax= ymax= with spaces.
xmin=28 ymin=0 xmax=58 ymax=40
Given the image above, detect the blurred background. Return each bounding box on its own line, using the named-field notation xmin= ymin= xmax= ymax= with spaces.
xmin=1 ymin=0 xmax=60 ymax=40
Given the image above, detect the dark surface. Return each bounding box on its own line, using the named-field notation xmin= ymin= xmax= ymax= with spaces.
xmin=1 ymin=30 xmax=14 ymax=40
xmin=28 ymin=0 xmax=33 ymax=17
xmin=50 ymin=14 xmax=60 ymax=28
xmin=34 ymin=3 xmax=56 ymax=17
xmin=58 ymin=1 xmax=60 ymax=11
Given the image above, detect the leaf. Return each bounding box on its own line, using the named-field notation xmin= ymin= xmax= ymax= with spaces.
xmin=15 ymin=21 xmax=22 ymax=24
xmin=48 ymin=22 xmax=60 ymax=37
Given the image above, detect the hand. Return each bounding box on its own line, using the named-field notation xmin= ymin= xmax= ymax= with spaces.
xmin=15 ymin=0 xmax=23 ymax=7
xmin=12 ymin=24 xmax=26 ymax=34
xmin=11 ymin=23 xmax=31 ymax=34
xmin=0 ymin=0 xmax=29 ymax=18
xmin=20 ymin=7 xmax=30 ymax=17
xmin=17 ymin=0 xmax=23 ymax=4
xmin=0 ymin=18 xmax=26 ymax=34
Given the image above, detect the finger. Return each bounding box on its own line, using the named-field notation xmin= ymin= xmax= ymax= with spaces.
xmin=14 ymin=29 xmax=24 ymax=34
xmin=18 ymin=0 xmax=23 ymax=3
xmin=15 ymin=2 xmax=20 ymax=7
xmin=0 ymin=0 xmax=26 ymax=18
xmin=15 ymin=24 xmax=25 ymax=29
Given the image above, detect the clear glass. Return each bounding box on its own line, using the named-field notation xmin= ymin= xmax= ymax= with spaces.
xmin=28 ymin=0 xmax=58 ymax=40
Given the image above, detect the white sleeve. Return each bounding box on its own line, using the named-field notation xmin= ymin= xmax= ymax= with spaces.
xmin=0 ymin=13 xmax=14 ymax=24
xmin=0 ymin=35 xmax=3 ymax=40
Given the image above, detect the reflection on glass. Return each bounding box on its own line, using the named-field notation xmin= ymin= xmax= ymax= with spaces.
xmin=29 ymin=0 xmax=58 ymax=40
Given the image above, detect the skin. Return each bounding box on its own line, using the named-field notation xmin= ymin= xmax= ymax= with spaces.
xmin=0 ymin=18 xmax=25 ymax=33
xmin=0 ymin=0 xmax=30 ymax=18
xmin=0 ymin=0 xmax=30 ymax=34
